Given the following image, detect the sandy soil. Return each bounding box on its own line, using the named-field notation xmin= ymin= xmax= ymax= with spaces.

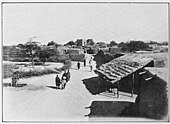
xmin=2 ymin=55 xmax=145 ymax=122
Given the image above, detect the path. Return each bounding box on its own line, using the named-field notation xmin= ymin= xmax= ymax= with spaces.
xmin=3 ymin=55 xmax=137 ymax=121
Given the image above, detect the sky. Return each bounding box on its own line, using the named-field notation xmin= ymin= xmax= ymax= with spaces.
xmin=2 ymin=3 xmax=168 ymax=46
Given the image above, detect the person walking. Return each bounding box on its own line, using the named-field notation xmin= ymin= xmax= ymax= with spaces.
xmin=62 ymin=71 xmax=67 ymax=80
xmin=77 ymin=61 xmax=80 ymax=70
xmin=66 ymin=70 xmax=71 ymax=82
xmin=83 ymin=58 xmax=86 ymax=67
xmin=55 ymin=75 xmax=61 ymax=87
xmin=11 ymin=71 xmax=19 ymax=87
xmin=90 ymin=64 xmax=93 ymax=72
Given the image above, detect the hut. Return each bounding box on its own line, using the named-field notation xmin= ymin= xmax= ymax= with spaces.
xmin=94 ymin=54 xmax=168 ymax=119
xmin=94 ymin=54 xmax=154 ymax=96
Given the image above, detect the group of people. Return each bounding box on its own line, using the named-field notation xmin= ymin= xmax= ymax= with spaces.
xmin=77 ymin=56 xmax=93 ymax=72
xmin=55 ymin=70 xmax=71 ymax=89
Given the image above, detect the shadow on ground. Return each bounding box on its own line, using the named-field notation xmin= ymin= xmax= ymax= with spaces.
xmin=3 ymin=83 xmax=27 ymax=87
xmin=46 ymin=86 xmax=60 ymax=90
xmin=82 ymin=77 xmax=108 ymax=95
xmin=86 ymin=101 xmax=133 ymax=117
xmin=3 ymin=83 xmax=46 ymax=91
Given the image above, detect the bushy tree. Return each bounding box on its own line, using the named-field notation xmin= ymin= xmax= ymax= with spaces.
xmin=127 ymin=41 xmax=149 ymax=52
xmin=64 ymin=41 xmax=76 ymax=46
xmin=47 ymin=41 xmax=56 ymax=46
xmin=158 ymin=41 xmax=168 ymax=46
xmin=75 ymin=39 xmax=83 ymax=46
xmin=110 ymin=40 xmax=118 ymax=47
xmin=118 ymin=41 xmax=149 ymax=52
xmin=97 ymin=42 xmax=107 ymax=48
xmin=39 ymin=49 xmax=50 ymax=65
xmin=148 ymin=41 xmax=158 ymax=45
xmin=17 ymin=44 xmax=25 ymax=49
xmin=93 ymin=50 xmax=114 ymax=68
xmin=118 ymin=42 xmax=129 ymax=52
xmin=86 ymin=39 xmax=95 ymax=45
xmin=23 ymin=40 xmax=40 ymax=67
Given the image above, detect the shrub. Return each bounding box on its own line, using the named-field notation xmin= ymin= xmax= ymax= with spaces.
xmin=22 ymin=58 xmax=30 ymax=62
xmin=59 ymin=59 xmax=72 ymax=71
xmin=34 ymin=62 xmax=44 ymax=65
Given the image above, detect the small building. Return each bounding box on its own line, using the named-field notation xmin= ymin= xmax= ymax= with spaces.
xmin=67 ymin=48 xmax=84 ymax=55
xmin=94 ymin=54 xmax=154 ymax=94
xmin=109 ymin=47 xmax=121 ymax=55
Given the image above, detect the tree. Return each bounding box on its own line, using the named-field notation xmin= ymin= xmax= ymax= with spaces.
xmin=158 ymin=41 xmax=168 ymax=46
xmin=17 ymin=43 xmax=25 ymax=49
xmin=110 ymin=41 xmax=118 ymax=47
xmin=118 ymin=42 xmax=129 ymax=52
xmin=75 ymin=39 xmax=83 ymax=46
xmin=97 ymin=42 xmax=107 ymax=48
xmin=118 ymin=41 xmax=149 ymax=52
xmin=148 ymin=41 xmax=158 ymax=45
xmin=39 ymin=49 xmax=50 ymax=65
xmin=127 ymin=41 xmax=149 ymax=52
xmin=47 ymin=41 xmax=56 ymax=46
xmin=64 ymin=41 xmax=76 ymax=46
xmin=23 ymin=38 xmax=40 ymax=67
xmin=86 ymin=39 xmax=95 ymax=45
xmin=93 ymin=50 xmax=114 ymax=68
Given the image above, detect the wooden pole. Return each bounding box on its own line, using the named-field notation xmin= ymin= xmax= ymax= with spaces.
xmin=131 ymin=73 xmax=134 ymax=97
xmin=138 ymin=72 xmax=142 ymax=105
xmin=117 ymin=81 xmax=119 ymax=98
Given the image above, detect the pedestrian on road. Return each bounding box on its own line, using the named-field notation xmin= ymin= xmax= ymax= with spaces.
xmin=55 ymin=75 xmax=61 ymax=87
xmin=89 ymin=59 xmax=91 ymax=65
xmin=77 ymin=61 xmax=80 ymax=70
xmin=83 ymin=58 xmax=86 ymax=67
xmin=90 ymin=63 xmax=93 ymax=72
xmin=66 ymin=70 xmax=71 ymax=82
xmin=62 ymin=71 xmax=67 ymax=80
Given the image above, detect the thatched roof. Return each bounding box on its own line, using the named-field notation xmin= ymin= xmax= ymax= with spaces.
xmin=94 ymin=54 xmax=154 ymax=84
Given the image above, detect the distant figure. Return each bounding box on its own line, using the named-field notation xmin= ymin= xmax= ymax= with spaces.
xmin=90 ymin=64 xmax=93 ymax=72
xmin=62 ymin=71 xmax=67 ymax=80
xmin=77 ymin=61 xmax=80 ymax=70
xmin=55 ymin=75 xmax=61 ymax=87
xmin=83 ymin=59 xmax=86 ymax=67
xmin=89 ymin=56 xmax=93 ymax=65
xmin=89 ymin=59 xmax=91 ymax=65
xmin=66 ymin=70 xmax=71 ymax=82
xmin=11 ymin=71 xmax=19 ymax=87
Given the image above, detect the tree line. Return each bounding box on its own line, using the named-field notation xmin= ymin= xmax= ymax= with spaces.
xmin=15 ymin=38 xmax=168 ymax=66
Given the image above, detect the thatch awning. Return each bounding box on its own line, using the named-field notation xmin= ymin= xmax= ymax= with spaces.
xmin=94 ymin=54 xmax=154 ymax=84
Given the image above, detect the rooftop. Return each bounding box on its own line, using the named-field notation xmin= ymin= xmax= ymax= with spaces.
xmin=94 ymin=54 xmax=154 ymax=84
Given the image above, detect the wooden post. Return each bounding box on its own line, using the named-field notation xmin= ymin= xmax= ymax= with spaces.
xmin=138 ymin=72 xmax=142 ymax=105
xmin=117 ymin=81 xmax=119 ymax=98
xmin=131 ymin=73 xmax=134 ymax=97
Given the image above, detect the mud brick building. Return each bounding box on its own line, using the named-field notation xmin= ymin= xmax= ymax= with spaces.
xmin=94 ymin=54 xmax=168 ymax=119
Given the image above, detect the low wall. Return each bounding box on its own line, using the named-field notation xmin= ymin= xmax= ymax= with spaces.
xmin=69 ymin=54 xmax=85 ymax=62
xmin=48 ymin=55 xmax=70 ymax=62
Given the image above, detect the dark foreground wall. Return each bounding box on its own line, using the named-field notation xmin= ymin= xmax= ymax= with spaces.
xmin=136 ymin=69 xmax=168 ymax=119
xmin=120 ymin=68 xmax=168 ymax=120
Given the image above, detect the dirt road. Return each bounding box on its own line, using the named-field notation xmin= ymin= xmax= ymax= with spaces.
xmin=3 ymin=56 xmax=137 ymax=122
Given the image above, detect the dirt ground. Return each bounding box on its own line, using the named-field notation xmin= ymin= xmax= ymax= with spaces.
xmin=3 ymin=53 xmax=167 ymax=122
xmin=3 ymin=56 xmax=140 ymax=122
